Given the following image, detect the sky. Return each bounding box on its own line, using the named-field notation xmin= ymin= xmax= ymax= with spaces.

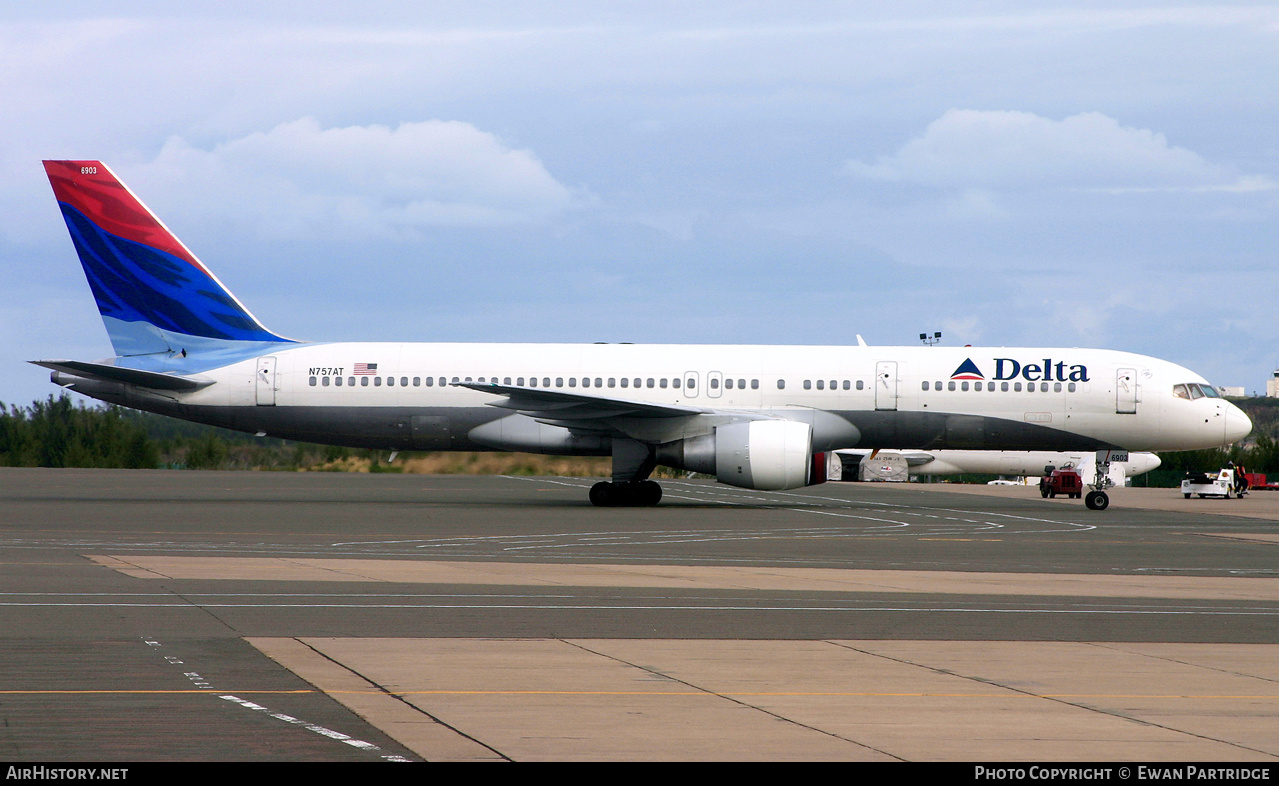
xmin=4 ymin=2 xmax=1278 ymax=406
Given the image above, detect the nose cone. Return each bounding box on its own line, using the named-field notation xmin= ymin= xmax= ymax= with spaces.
xmin=1225 ymin=402 xmax=1253 ymax=444
xmin=1131 ymin=452 xmax=1161 ymax=474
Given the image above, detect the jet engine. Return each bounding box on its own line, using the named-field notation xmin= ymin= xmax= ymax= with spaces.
xmin=657 ymin=420 xmax=828 ymax=490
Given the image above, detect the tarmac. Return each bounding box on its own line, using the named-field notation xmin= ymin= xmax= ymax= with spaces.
xmin=0 ymin=468 xmax=1276 ymax=762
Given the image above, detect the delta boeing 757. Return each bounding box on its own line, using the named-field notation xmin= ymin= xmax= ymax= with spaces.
xmin=35 ymin=160 xmax=1251 ymax=509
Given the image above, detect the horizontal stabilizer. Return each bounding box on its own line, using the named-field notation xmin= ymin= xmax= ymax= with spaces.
xmin=31 ymin=360 xmax=214 ymax=391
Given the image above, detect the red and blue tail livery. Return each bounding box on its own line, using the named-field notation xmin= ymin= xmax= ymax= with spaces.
xmin=43 ymin=160 xmax=292 ymax=357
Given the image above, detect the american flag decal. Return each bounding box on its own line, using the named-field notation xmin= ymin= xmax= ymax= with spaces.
xmin=354 ymin=363 xmax=378 ymax=375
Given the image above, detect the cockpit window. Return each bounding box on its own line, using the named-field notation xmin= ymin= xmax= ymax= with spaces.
xmin=1173 ymin=384 xmax=1191 ymax=399
xmin=1197 ymin=384 xmax=1221 ymax=398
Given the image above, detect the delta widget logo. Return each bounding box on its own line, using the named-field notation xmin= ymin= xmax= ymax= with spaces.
xmin=950 ymin=359 xmax=985 ymax=381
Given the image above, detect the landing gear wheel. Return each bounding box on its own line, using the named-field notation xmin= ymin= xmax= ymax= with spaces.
xmin=589 ymin=480 xmax=663 ymax=507
xmin=637 ymin=480 xmax=663 ymax=506
xmin=589 ymin=481 xmax=615 ymax=507
xmin=1084 ymin=490 xmax=1109 ymax=511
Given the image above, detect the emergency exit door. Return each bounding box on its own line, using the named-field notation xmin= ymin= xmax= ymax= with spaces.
xmin=256 ymin=356 xmax=277 ymax=406
xmin=875 ymin=361 xmax=898 ymax=411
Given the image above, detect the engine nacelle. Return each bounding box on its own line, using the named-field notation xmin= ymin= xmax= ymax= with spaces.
xmin=658 ymin=420 xmax=826 ymax=490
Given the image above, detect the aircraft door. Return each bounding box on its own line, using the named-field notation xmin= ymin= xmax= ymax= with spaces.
xmin=875 ymin=361 xmax=898 ymax=411
xmin=1116 ymin=368 xmax=1137 ymax=414
xmin=683 ymin=371 xmax=699 ymax=398
xmin=256 ymin=356 xmax=277 ymax=406
xmin=706 ymin=371 xmax=723 ymax=398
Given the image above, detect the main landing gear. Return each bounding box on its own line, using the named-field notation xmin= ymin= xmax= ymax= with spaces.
xmin=590 ymin=438 xmax=663 ymax=507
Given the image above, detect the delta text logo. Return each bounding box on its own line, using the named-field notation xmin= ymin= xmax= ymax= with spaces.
xmin=951 ymin=358 xmax=1090 ymax=383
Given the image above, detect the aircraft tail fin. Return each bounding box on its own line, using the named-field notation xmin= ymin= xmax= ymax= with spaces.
xmin=42 ymin=160 xmax=293 ymax=358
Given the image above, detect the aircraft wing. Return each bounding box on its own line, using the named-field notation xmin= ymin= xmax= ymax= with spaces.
xmin=835 ymin=448 xmax=936 ymax=467
xmin=454 ymin=381 xmax=706 ymax=430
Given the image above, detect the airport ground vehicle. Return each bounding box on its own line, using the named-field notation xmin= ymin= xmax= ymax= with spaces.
xmin=1039 ymin=467 xmax=1083 ymax=499
xmin=1181 ymin=468 xmax=1246 ymax=499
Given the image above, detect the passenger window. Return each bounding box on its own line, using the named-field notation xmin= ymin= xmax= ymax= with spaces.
xmin=375 ymin=377 xmax=383 ymax=387
xmin=948 ymin=381 xmax=956 ymax=391
xmin=556 ymin=377 xmax=564 ymax=387
xmin=504 ymin=377 xmax=511 ymax=385
xmin=335 ymin=377 xmax=343 ymax=386
xmin=857 ymin=380 xmax=864 ymax=390
xmin=751 ymin=379 xmax=759 ymax=389
xmin=1014 ymin=382 xmax=1022 ymax=392
xmin=321 ymin=377 xmax=329 ymax=387
xmin=309 ymin=376 xmax=317 ymax=386
xmin=777 ymin=379 xmax=786 ymax=390
xmin=543 ymin=378 xmax=551 ymax=387
xmin=961 ymin=381 xmax=969 ymax=391
xmin=922 ymin=381 xmax=929 ymax=391
xmin=647 ymin=378 xmax=655 ymax=388
xmin=387 ymin=377 xmax=394 ymax=386
xmin=348 ymin=377 xmax=355 ymax=386
xmin=634 ymin=378 xmax=641 ymax=388
xmin=1068 ymin=383 xmax=1076 ymax=392
xmin=724 ymin=379 xmax=732 ymax=389
xmin=362 ymin=377 xmax=370 ymax=387
xmin=621 ymin=378 xmax=629 ymax=388
xmin=1040 ymin=382 xmax=1049 ymax=392
xmin=1054 ymin=382 xmax=1062 ymax=392
xmin=660 ymin=379 xmax=668 ymax=388
xmin=569 ymin=378 xmax=577 ymax=387
xmin=529 ymin=378 xmax=537 ymax=387
xmin=804 ymin=380 xmax=812 ymax=390
xmin=1001 ymin=382 xmax=1009 ymax=392
xmin=675 ymin=379 xmax=683 ymax=389
xmin=842 ymin=380 xmax=850 ymax=390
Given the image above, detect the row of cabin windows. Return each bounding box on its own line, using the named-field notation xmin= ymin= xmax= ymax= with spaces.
xmin=310 ymin=375 xmax=734 ymax=390
xmin=306 ymin=375 xmax=1077 ymax=393
xmin=923 ymin=380 xmax=1078 ymax=393
xmin=800 ymin=380 xmax=864 ymax=391
xmin=305 ymin=375 xmax=879 ymax=392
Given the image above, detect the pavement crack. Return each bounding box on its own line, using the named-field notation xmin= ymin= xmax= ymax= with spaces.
xmin=293 ymin=638 xmax=511 ymax=762
xmin=560 ymin=639 xmax=904 ymax=761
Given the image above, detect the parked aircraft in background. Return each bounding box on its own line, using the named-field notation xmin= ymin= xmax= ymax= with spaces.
xmin=835 ymin=449 xmax=1161 ymax=487
xmin=36 ymin=161 xmax=1251 ymax=508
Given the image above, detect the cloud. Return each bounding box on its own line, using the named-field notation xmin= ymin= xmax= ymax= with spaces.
xmin=131 ymin=117 xmax=584 ymax=239
xmin=846 ymin=109 xmax=1272 ymax=192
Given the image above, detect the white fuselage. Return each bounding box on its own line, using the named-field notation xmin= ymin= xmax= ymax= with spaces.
xmin=108 ymin=342 xmax=1250 ymax=455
